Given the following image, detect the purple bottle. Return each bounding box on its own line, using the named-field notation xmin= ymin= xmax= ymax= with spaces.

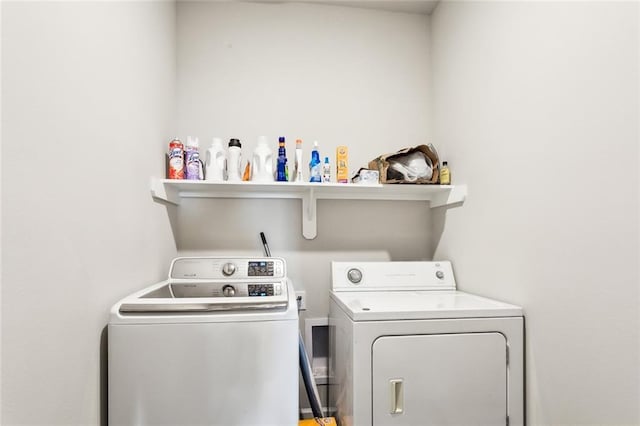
xmin=185 ymin=136 xmax=203 ymax=180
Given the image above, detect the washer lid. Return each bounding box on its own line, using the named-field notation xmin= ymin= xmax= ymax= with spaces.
xmin=330 ymin=290 xmax=522 ymax=321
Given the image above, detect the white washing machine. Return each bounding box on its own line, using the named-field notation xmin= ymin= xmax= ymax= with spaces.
xmin=329 ymin=261 xmax=523 ymax=426
xmin=108 ymin=257 xmax=299 ymax=426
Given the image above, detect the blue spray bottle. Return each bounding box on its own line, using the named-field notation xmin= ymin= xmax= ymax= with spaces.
xmin=309 ymin=141 xmax=322 ymax=182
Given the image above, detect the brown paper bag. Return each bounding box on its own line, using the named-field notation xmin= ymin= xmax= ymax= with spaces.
xmin=368 ymin=144 xmax=440 ymax=184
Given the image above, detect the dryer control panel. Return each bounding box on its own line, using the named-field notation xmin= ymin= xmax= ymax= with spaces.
xmin=332 ymin=261 xmax=456 ymax=292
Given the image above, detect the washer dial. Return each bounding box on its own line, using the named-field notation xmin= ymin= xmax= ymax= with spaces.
xmin=222 ymin=285 xmax=235 ymax=297
xmin=222 ymin=262 xmax=237 ymax=277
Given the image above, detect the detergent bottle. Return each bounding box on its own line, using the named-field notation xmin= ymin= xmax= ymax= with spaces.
xmin=251 ymin=136 xmax=275 ymax=182
xmin=205 ymin=137 xmax=225 ymax=181
xmin=309 ymin=141 xmax=322 ymax=183
xmin=227 ymin=138 xmax=242 ymax=182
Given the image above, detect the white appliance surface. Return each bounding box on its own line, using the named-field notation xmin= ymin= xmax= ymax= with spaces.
xmin=329 ymin=261 xmax=524 ymax=426
xmin=331 ymin=290 xmax=522 ymax=321
xmin=108 ymin=257 xmax=299 ymax=426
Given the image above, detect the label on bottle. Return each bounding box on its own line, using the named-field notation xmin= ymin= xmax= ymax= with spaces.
xmin=336 ymin=146 xmax=348 ymax=183
xmin=323 ymin=164 xmax=331 ymax=183
xmin=185 ymin=149 xmax=202 ymax=180
xmin=168 ymin=141 xmax=184 ymax=179
xmin=440 ymin=167 xmax=450 ymax=185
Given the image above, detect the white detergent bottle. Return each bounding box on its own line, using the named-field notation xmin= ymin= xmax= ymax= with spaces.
xmin=205 ymin=137 xmax=225 ymax=181
xmin=227 ymin=138 xmax=242 ymax=182
xmin=251 ymin=136 xmax=275 ymax=182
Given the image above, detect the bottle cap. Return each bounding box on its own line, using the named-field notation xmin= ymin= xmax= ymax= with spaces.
xmin=443 ymin=161 xmax=448 ymax=166
xmin=324 ymin=157 xmax=329 ymax=163
xmin=229 ymin=138 xmax=241 ymax=148
xmin=296 ymin=139 xmax=302 ymax=147
xmin=187 ymin=136 xmax=199 ymax=148
xmin=211 ymin=137 xmax=222 ymax=147
xmin=279 ymin=136 xmax=285 ymax=143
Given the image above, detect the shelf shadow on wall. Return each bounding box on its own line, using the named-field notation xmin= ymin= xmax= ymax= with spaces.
xmin=172 ymin=198 xmax=462 ymax=261
xmin=430 ymin=200 xmax=464 ymax=257
xmin=153 ymin=200 xmax=180 ymax=250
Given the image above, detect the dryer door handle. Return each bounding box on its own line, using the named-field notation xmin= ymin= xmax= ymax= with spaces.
xmin=389 ymin=379 xmax=404 ymax=414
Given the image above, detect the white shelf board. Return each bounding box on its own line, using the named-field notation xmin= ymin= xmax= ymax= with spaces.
xmin=150 ymin=178 xmax=467 ymax=239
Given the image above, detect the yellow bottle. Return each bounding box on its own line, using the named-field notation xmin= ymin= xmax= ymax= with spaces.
xmin=440 ymin=161 xmax=451 ymax=185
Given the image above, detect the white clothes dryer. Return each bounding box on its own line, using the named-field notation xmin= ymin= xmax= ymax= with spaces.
xmin=329 ymin=261 xmax=523 ymax=426
xmin=109 ymin=257 xmax=299 ymax=426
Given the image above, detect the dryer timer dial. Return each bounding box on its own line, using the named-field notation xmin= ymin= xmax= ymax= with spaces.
xmin=347 ymin=268 xmax=363 ymax=284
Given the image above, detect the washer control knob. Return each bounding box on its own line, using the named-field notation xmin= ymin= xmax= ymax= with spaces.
xmin=436 ymin=270 xmax=445 ymax=279
xmin=347 ymin=268 xmax=363 ymax=284
xmin=222 ymin=285 xmax=235 ymax=297
xmin=222 ymin=262 xmax=237 ymax=276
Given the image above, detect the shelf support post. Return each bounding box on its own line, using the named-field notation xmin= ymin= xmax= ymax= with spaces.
xmin=302 ymin=187 xmax=317 ymax=240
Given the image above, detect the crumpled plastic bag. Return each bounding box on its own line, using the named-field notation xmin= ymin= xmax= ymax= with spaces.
xmin=388 ymin=151 xmax=432 ymax=182
xmin=368 ymin=144 xmax=440 ymax=184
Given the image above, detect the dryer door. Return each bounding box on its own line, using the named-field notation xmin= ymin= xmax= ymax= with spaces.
xmin=372 ymin=332 xmax=508 ymax=426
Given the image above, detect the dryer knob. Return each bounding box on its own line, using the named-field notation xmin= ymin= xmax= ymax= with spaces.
xmin=436 ymin=270 xmax=445 ymax=279
xmin=222 ymin=285 xmax=235 ymax=297
xmin=347 ymin=268 xmax=363 ymax=284
xmin=222 ymin=262 xmax=237 ymax=276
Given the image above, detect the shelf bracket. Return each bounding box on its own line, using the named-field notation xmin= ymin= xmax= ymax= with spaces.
xmin=302 ymin=187 xmax=317 ymax=240
xmin=150 ymin=178 xmax=179 ymax=205
xmin=430 ymin=184 xmax=467 ymax=208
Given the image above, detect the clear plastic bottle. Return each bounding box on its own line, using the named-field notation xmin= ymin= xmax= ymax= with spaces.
xmin=322 ymin=157 xmax=331 ymax=183
xmin=294 ymin=139 xmax=304 ymax=182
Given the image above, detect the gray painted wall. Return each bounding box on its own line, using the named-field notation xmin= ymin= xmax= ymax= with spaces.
xmin=2 ymin=0 xmax=638 ymax=424
xmin=1 ymin=2 xmax=177 ymax=424
xmin=430 ymin=1 xmax=639 ymax=424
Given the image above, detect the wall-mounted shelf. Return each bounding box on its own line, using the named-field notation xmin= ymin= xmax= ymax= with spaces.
xmin=150 ymin=178 xmax=467 ymax=239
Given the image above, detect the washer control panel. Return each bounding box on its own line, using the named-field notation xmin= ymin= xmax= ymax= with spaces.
xmin=169 ymin=282 xmax=283 ymax=298
xmin=170 ymin=257 xmax=286 ymax=280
